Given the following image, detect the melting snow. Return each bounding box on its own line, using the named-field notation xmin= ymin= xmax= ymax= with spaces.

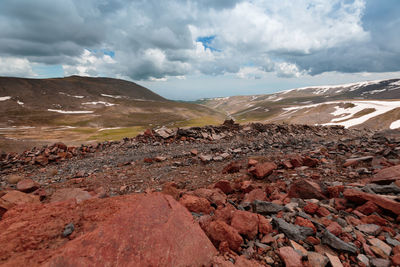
xmin=390 ymin=120 xmax=400 ymax=129
xmin=281 ymin=100 xmax=400 ymax=128
xmin=362 ymin=88 xmax=387 ymax=95
xmin=98 ymin=127 xmax=122 ymax=131
xmin=82 ymin=101 xmax=115 ymax=107
xmin=101 ymin=93 xmax=123 ymax=99
xmin=59 ymin=92 xmax=85 ymax=98
xmin=47 ymin=109 xmax=94 ymax=114
xmin=0 ymin=96 xmax=11 ymax=101
xmin=17 ymin=101 xmax=24 ymax=105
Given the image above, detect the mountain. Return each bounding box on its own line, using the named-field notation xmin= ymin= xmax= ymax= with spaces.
xmin=0 ymin=76 xmax=224 ymax=152
xmin=201 ymin=78 xmax=400 ymax=130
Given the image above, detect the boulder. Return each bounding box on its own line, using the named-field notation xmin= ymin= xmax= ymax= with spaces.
xmin=370 ymin=164 xmax=400 ymax=184
xmin=231 ymin=210 xmax=258 ymax=239
xmin=0 ymin=193 xmax=217 ymax=266
xmin=50 ymin=188 xmax=92 ymax=204
xmin=343 ymin=188 xmax=400 ymax=215
xmin=16 ymin=179 xmax=39 ymax=193
xmin=288 ymin=179 xmax=327 ymax=200
xmin=248 ymin=162 xmax=277 ymax=179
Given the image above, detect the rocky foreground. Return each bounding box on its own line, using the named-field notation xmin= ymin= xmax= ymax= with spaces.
xmin=1 ymin=121 xmax=400 ymax=266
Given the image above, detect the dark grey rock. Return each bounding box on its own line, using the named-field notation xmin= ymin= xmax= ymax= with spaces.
xmin=62 ymin=223 xmax=75 ymax=237
xmin=364 ymin=183 xmax=400 ymax=194
xmin=252 ymin=200 xmax=286 ymax=215
xmin=272 ymin=217 xmax=314 ymax=242
xmin=321 ymin=229 xmax=357 ymax=254
xmin=386 ymin=237 xmax=400 ymax=247
xmin=370 ymin=258 xmax=390 ymax=267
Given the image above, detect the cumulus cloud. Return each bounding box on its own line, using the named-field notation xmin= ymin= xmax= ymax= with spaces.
xmin=0 ymin=0 xmax=399 ymax=80
xmin=0 ymin=57 xmax=36 ymax=77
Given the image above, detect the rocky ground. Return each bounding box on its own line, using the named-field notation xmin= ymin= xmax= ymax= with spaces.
xmin=1 ymin=121 xmax=400 ymax=266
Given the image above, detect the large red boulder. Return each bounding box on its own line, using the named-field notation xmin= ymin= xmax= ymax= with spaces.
xmin=343 ymin=188 xmax=400 ymax=215
xmin=0 ymin=193 xmax=217 ymax=266
xmin=248 ymin=162 xmax=277 ymax=179
xmin=288 ymin=179 xmax=327 ymax=200
xmin=231 ymin=210 xmax=258 ymax=239
xmin=370 ymin=164 xmax=400 ymax=184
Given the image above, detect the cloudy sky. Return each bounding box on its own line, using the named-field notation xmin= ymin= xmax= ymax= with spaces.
xmin=0 ymin=0 xmax=399 ymax=100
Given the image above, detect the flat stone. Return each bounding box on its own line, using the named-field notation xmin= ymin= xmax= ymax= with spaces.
xmin=371 ymin=164 xmax=400 ymax=184
xmin=248 ymin=162 xmax=277 ymax=179
xmin=1 ymin=190 xmax=40 ymax=206
xmin=343 ymin=188 xmax=400 ymax=215
xmin=370 ymin=258 xmax=390 ymax=267
xmin=289 ymin=240 xmax=308 ymax=257
xmin=288 ymin=179 xmax=327 ymax=200
xmin=357 ymin=254 xmax=370 ymax=267
xmin=386 ymin=237 xmax=400 ymax=247
xmin=252 ymin=200 xmax=286 ymax=215
xmin=273 ymin=217 xmax=314 ymax=242
xmin=326 ymin=253 xmax=343 ymax=267
xmin=307 ymin=252 xmax=329 ymax=267
xmin=356 ymin=224 xmax=381 ymax=236
xmin=368 ymin=238 xmax=392 ymax=256
xmin=321 ymin=229 xmax=358 ymax=254
xmin=278 ymin=246 xmax=303 ymax=267
xmin=16 ymin=179 xmax=39 ymax=193
xmin=50 ymin=188 xmax=92 ymax=204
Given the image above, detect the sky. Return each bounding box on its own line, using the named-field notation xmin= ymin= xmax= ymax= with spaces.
xmin=0 ymin=0 xmax=399 ymax=100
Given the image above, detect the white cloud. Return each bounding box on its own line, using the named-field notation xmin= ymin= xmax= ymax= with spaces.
xmin=0 ymin=57 xmax=36 ymax=77
xmin=62 ymin=49 xmax=115 ymax=76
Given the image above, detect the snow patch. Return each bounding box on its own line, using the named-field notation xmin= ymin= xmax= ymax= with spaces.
xmin=59 ymin=92 xmax=85 ymax=99
xmin=0 ymin=96 xmax=11 ymax=101
xmin=390 ymin=120 xmax=400 ymax=129
xmin=48 ymin=109 xmax=94 ymax=114
xmin=101 ymin=93 xmax=122 ymax=99
xmin=82 ymin=101 xmax=115 ymax=107
xmin=17 ymin=101 xmax=24 ymax=105
xmin=98 ymin=127 xmax=122 ymax=131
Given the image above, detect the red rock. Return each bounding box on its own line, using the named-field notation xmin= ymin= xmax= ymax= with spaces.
xmin=0 ymin=193 xmax=217 ymax=266
xmin=304 ymin=202 xmax=319 ymax=214
xmin=360 ymin=214 xmax=388 ymax=226
xmin=243 ymin=188 xmax=266 ymax=203
xmin=204 ymin=220 xmax=243 ymax=251
xmin=316 ymin=206 xmax=330 ymax=217
xmin=248 ymin=159 xmax=258 ymax=167
xmin=327 ymin=186 xmax=344 ymax=198
xmin=1 ymin=190 xmax=40 ymax=206
xmin=303 ymin=156 xmax=319 ymax=167
xmin=306 ymin=236 xmax=320 ymax=245
xmin=161 ymin=182 xmax=180 ymax=200
xmin=295 ymin=216 xmax=316 ymax=233
xmin=193 ymin=188 xmax=227 ymax=206
xmin=222 ymin=162 xmax=242 ymax=174
xmin=356 ymin=201 xmax=381 ymax=215
xmin=214 ymin=180 xmax=234 ymax=194
xmin=179 ymin=194 xmax=212 ymax=214
xmin=54 ymin=142 xmax=67 ymax=151
xmin=334 ymin=198 xmax=347 ymax=211
xmin=278 ymin=246 xmax=304 ymax=267
xmin=392 ymin=254 xmax=400 ymax=266
xmin=50 ymin=188 xmax=92 ymax=204
xmin=214 ymin=204 xmax=236 ymax=224
xmin=0 ymin=198 xmax=13 ymax=218
xmin=248 ymin=162 xmax=277 ymax=179
xmin=283 ymin=160 xmax=293 ymax=169
xmin=371 ymin=164 xmax=400 ymax=184
xmin=343 ymin=188 xmax=400 ymax=215
xmin=288 ymin=179 xmax=327 ymax=200
xmin=290 ymin=155 xmax=304 ymax=168
xmin=326 ymin=221 xmax=342 ymax=236
xmin=16 ymin=179 xmax=39 ymax=193
xmin=258 ymin=214 xmax=273 ymax=234
xmin=231 ymin=210 xmax=258 ymax=239
xmin=240 ymin=180 xmax=254 ymax=193
xmin=394 ymin=245 xmax=400 ymax=255
xmin=35 ymin=155 xmax=49 ymax=166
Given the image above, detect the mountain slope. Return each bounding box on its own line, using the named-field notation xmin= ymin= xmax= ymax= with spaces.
xmin=201 ymin=79 xmax=400 ymax=130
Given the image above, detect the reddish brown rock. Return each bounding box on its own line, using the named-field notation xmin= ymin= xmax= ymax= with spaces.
xmin=243 ymin=188 xmax=266 ymax=203
xmin=231 ymin=210 xmax=258 ymax=239
xmin=1 ymin=193 xmax=217 ymax=266
xmin=327 ymin=185 xmax=345 ymax=198
xmin=161 ymin=182 xmax=180 ymax=200
xmin=392 ymin=254 xmax=400 ymax=266
xmin=288 ymin=179 xmax=327 ymax=200
xmin=179 ymin=194 xmax=212 ymax=214
xmin=204 ymin=220 xmax=243 ymax=251
xmin=295 ymin=216 xmax=316 ymax=233
xmin=214 ymin=204 xmax=236 ymax=224
xmin=303 ymin=156 xmax=319 ymax=167
xmin=46 ymin=193 xmax=216 ymax=267
xmin=1 ymin=190 xmax=40 ymax=206
xmin=371 ymin=164 xmax=400 ymax=184
xmin=278 ymin=246 xmax=304 ymax=267
xmin=258 ymin=214 xmax=273 ymax=234
xmin=343 ymin=188 xmax=400 ymax=215
xmin=240 ymin=180 xmax=254 ymax=193
xmin=248 ymin=159 xmax=258 ymax=167
xmin=193 ymin=188 xmax=227 ymax=206
xmin=304 ymin=202 xmax=319 ymax=214
xmin=16 ymin=179 xmax=39 ymax=193
xmin=356 ymin=201 xmax=381 ymax=215
xmin=316 ymin=206 xmax=331 ymax=217
xmin=248 ymin=162 xmax=277 ymax=179
xmin=214 ymin=180 xmax=234 ymax=194
xmin=326 ymin=221 xmax=342 ymax=236
xmin=50 ymin=188 xmax=92 ymax=204
xmin=290 ymin=155 xmax=304 ymax=168
xmin=222 ymin=162 xmax=241 ymax=174
xmin=360 ymin=214 xmax=388 ymax=226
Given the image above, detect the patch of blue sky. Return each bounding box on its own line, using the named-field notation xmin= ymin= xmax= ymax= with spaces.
xmin=196 ymin=35 xmax=221 ymax=52
xmin=32 ymin=64 xmax=64 ymax=78
xmin=87 ymin=48 xmax=115 ymax=58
